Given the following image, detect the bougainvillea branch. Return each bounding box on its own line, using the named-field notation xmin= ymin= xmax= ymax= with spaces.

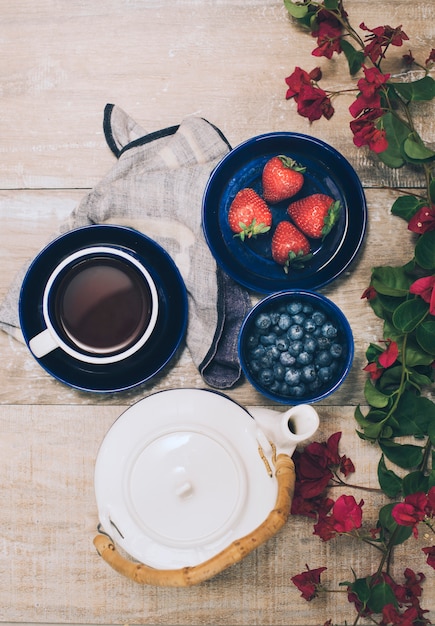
xmin=283 ymin=0 xmax=435 ymax=622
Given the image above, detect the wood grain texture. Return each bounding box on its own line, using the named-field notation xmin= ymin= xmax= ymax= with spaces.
xmin=1 ymin=0 xmax=434 ymax=624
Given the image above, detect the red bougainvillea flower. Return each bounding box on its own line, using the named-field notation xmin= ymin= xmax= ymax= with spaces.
xmin=291 ymin=564 xmax=327 ymax=601
xmin=291 ymin=432 xmax=355 ymax=517
xmin=381 ymin=604 xmax=419 ymax=626
xmin=409 ymin=275 xmax=435 ymax=315
xmin=350 ymin=109 xmax=388 ymax=153
xmin=363 ymin=361 xmax=384 ymax=380
xmin=331 ymin=495 xmax=364 ymax=533
xmin=311 ymin=8 xmax=344 ymax=59
xmin=402 ymin=49 xmax=415 ymax=65
xmin=360 ymin=23 xmax=409 ymax=63
xmin=378 ymin=339 xmax=399 ymax=368
xmin=408 ymin=205 xmax=435 ymax=234
xmin=361 ymin=285 xmax=377 ymax=300
xmin=426 ymin=486 xmax=435 ymax=513
xmin=285 ymin=66 xmax=321 ymax=100
xmin=349 ymin=66 xmax=390 ymax=118
xmin=392 ymin=491 xmax=428 ymax=537
xmin=422 ymin=546 xmax=435 ymax=570
xmin=313 ymin=495 xmax=364 ymax=541
xmin=297 ymin=83 xmax=334 ymax=122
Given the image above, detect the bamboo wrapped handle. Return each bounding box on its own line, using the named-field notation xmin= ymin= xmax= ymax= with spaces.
xmin=93 ymin=453 xmax=296 ymax=587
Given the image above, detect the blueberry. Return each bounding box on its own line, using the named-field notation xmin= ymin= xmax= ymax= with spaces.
xmin=259 ymin=354 xmax=274 ymax=369
xmin=330 ymin=342 xmax=344 ymax=359
xmin=270 ymin=311 xmax=280 ymax=325
xmin=250 ymin=345 xmax=266 ymax=360
xmin=255 ymin=313 xmax=272 ymax=330
xmin=309 ymin=378 xmax=323 ymax=392
xmin=269 ymin=380 xmax=281 ymax=393
xmin=288 ymin=324 xmax=304 ymax=341
xmin=260 ymin=332 xmax=277 ymax=346
xmin=302 ymin=303 xmax=314 ymax=315
xmin=312 ymin=310 xmax=326 ymax=326
xmin=296 ymin=351 xmax=313 ymax=366
xmin=288 ymin=383 xmax=307 ymax=398
xmin=316 ymin=335 xmax=331 ymax=350
xmin=301 ymin=364 xmax=317 ymax=383
xmin=303 ymin=317 xmax=317 ymax=334
xmin=304 ymin=336 xmax=318 ymax=353
xmin=280 ymin=351 xmax=296 ymax=367
xmin=284 ymin=366 xmax=301 ymax=385
xmin=265 ymin=345 xmax=280 ymax=361
xmin=276 ymin=336 xmax=289 ymax=351
xmin=291 ymin=313 xmax=305 ymax=326
xmin=315 ymin=350 xmax=332 ymax=367
xmin=249 ymin=359 xmax=262 ymax=373
xmin=286 ymin=301 xmax=303 ymax=315
xmin=273 ymin=363 xmax=286 ymax=381
xmin=280 ymin=382 xmax=291 ymax=396
xmin=288 ymin=340 xmax=304 ymax=357
xmin=318 ymin=366 xmax=334 ymax=382
xmin=258 ymin=368 xmax=275 ymax=386
xmin=278 ymin=313 xmax=292 ymax=331
xmin=321 ymin=321 xmax=338 ymax=338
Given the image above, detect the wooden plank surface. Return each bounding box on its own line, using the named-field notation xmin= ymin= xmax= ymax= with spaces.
xmin=0 ymin=1 xmax=434 ymax=624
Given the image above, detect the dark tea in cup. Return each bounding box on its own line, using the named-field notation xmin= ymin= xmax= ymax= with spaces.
xmin=28 ymin=246 xmax=159 ymax=364
xmin=53 ymin=255 xmax=153 ymax=355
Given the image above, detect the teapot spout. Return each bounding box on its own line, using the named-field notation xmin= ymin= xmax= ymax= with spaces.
xmin=248 ymin=404 xmax=319 ymax=458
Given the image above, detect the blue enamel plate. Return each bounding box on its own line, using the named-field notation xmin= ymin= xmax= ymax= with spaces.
xmin=202 ymin=132 xmax=367 ymax=293
xmin=19 ymin=225 xmax=188 ymax=393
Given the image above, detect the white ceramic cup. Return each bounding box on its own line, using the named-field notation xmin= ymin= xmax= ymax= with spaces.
xmin=28 ymin=246 xmax=159 ymax=364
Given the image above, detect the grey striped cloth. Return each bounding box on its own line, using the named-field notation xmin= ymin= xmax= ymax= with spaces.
xmin=0 ymin=104 xmax=251 ymax=389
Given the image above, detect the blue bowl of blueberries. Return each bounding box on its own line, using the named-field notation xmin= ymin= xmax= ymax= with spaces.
xmin=238 ymin=290 xmax=354 ymax=404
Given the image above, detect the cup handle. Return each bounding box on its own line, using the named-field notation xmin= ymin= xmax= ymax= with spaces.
xmin=28 ymin=328 xmax=59 ymax=358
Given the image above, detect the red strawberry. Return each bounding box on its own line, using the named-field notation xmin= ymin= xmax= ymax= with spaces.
xmin=287 ymin=193 xmax=341 ymax=239
xmin=271 ymin=221 xmax=312 ymax=273
xmin=228 ymin=188 xmax=272 ymax=240
xmin=262 ymin=155 xmax=306 ymax=203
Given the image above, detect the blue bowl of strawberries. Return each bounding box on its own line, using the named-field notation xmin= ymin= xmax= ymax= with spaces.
xmin=238 ymin=290 xmax=354 ymax=404
xmin=202 ymin=132 xmax=367 ymax=293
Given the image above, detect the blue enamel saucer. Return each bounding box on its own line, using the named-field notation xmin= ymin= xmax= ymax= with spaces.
xmin=19 ymin=224 xmax=188 ymax=393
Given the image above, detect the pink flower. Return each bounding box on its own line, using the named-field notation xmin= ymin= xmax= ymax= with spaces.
xmin=409 ymin=275 xmax=435 ymax=315
xmin=408 ymin=205 xmax=435 ymax=234
xmin=291 ymin=564 xmax=327 ymax=601
xmin=312 ymin=21 xmax=342 ymax=59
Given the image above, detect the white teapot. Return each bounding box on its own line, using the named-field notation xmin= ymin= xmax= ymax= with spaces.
xmin=93 ymin=388 xmax=319 ymax=586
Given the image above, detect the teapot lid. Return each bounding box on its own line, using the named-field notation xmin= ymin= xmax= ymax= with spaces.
xmin=94 ymin=389 xmax=277 ymax=569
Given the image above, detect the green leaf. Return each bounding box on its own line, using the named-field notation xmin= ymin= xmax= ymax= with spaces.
xmin=403 ymin=133 xmax=435 ymax=163
xmin=348 ymin=577 xmax=371 ymax=608
xmin=391 ymin=75 xmax=435 ymax=102
xmin=378 ymin=503 xmax=413 ymax=545
xmin=404 ymin=335 xmax=435 ymax=366
xmin=379 ymin=439 xmax=423 ymax=469
xmin=415 ymin=230 xmax=435 ymax=269
xmin=364 ymin=378 xmax=391 ymax=408
xmin=378 ymin=455 xmax=402 ymax=497
xmin=367 ymin=581 xmax=398 ymax=613
xmin=402 ymin=471 xmax=429 ymax=496
xmin=430 ymin=178 xmax=435 ymax=204
xmin=340 ymin=39 xmax=364 ymax=75
xmin=371 ymin=266 xmax=413 ymax=296
xmin=391 ymin=195 xmax=422 ymax=222
xmin=392 ymin=298 xmax=429 ymax=333
xmin=428 ymin=420 xmax=435 ymax=445
xmin=283 ymin=0 xmax=309 ymax=18
xmin=378 ymin=111 xmax=409 ymax=168
xmin=394 ymin=392 xmax=435 ymax=436
xmin=416 ymin=320 xmax=435 ymax=355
